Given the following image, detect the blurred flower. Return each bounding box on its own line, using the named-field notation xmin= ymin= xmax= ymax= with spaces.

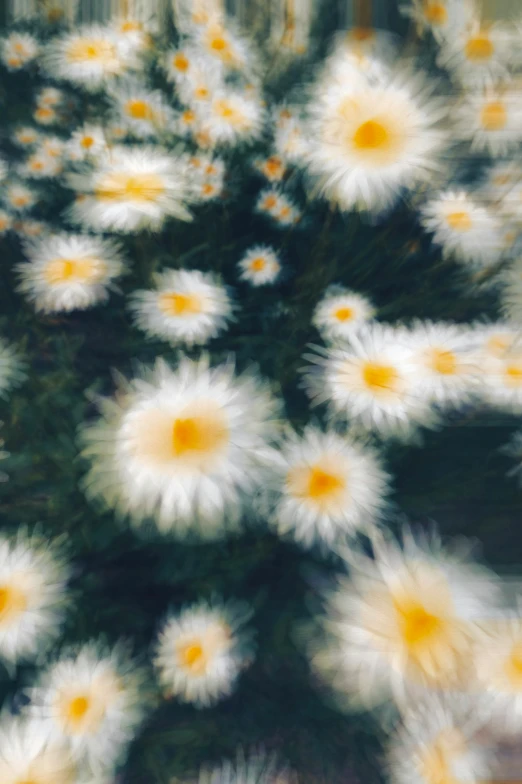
xmin=312 ymin=286 xmax=376 ymax=342
xmin=1 ymin=33 xmax=39 ymax=70
xmin=238 ymin=245 xmax=282 ymax=286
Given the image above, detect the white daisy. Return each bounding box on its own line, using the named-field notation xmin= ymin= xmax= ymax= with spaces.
xmin=312 ymin=287 xmax=376 ymax=342
xmin=164 ymin=46 xmax=209 ymax=85
xmin=196 ymin=89 xmax=265 ymax=147
xmin=325 ymin=29 xmax=396 ymax=83
xmin=0 ymin=715 xmax=78 ymax=784
xmin=477 ymin=325 xmax=522 ymax=412
xmin=238 ymin=246 xmax=282 ymax=286
xmin=399 ymin=0 xmax=475 ymax=42
xmin=195 ymin=18 xmax=254 ymax=74
xmin=175 ymin=55 xmax=223 ymax=109
xmin=110 ymin=17 xmax=152 ymax=56
xmin=42 ymin=26 xmax=140 ymax=91
xmin=1 ymin=33 xmax=39 ymax=70
xmin=255 ymin=189 xmax=301 ymax=227
xmin=29 ymin=641 xmax=145 ymax=772
xmin=17 ymin=234 xmax=126 ymax=314
xmin=471 ymin=602 xmax=522 ymax=735
xmin=305 ymin=68 xmax=446 ymax=214
xmin=129 ymin=268 xmax=233 ymax=347
xmin=13 ymin=126 xmax=41 ymax=148
xmin=34 ymin=106 xmax=60 ymax=127
xmin=386 ymin=693 xmax=490 ymax=784
xmin=66 ymin=125 xmax=108 ymax=162
xmin=0 ymin=211 xmax=12 ymax=235
xmin=109 ymin=82 xmax=176 ymax=139
xmin=20 ymin=153 xmax=63 ymax=179
xmin=404 ymin=321 xmax=480 ymax=408
xmin=0 ymin=529 xmax=69 ymax=666
xmin=185 ymin=155 xmax=226 ymax=201
xmin=438 ymin=17 xmax=515 ymax=89
xmin=455 ymin=86 xmax=522 ymax=158
xmin=154 ymin=598 xmax=254 ymax=706
xmin=253 ymin=155 xmax=287 ymax=183
xmin=80 ymin=356 xmax=282 ymax=537
xmin=39 ymin=136 xmax=66 ymax=160
xmin=4 ymin=182 xmax=38 ymax=213
xmin=302 ymin=324 xmax=437 ymax=441
xmin=67 ymin=146 xmax=193 ymax=233
xmin=36 ymin=87 xmax=64 ymax=108
xmin=172 ymin=0 xmax=225 ymax=32
xmin=307 ymin=527 xmax=500 ymax=711
xmin=266 ymin=426 xmax=389 ymax=549
xmin=420 ymin=190 xmax=504 ymax=267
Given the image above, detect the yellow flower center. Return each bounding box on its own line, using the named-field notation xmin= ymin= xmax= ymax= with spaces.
xmin=12 ymin=196 xmax=29 ymax=207
xmin=36 ymin=108 xmax=53 ymax=119
xmin=419 ymin=732 xmax=465 ymax=784
xmin=362 ymin=362 xmax=399 ymax=393
xmin=121 ymin=20 xmax=142 ymax=32
xmin=286 ymin=463 xmax=346 ymax=507
xmin=30 ymin=160 xmax=44 ymax=171
xmin=394 ymin=598 xmax=443 ymax=649
xmin=44 ymin=257 xmax=106 ymax=285
xmin=430 ymin=349 xmax=457 ymax=375
xmin=182 ymin=110 xmax=195 ymax=124
xmin=66 ymin=38 xmax=117 ymax=64
xmin=353 ymin=119 xmax=389 ymax=150
xmin=264 ymin=157 xmax=284 ymax=177
xmin=178 ymin=641 xmax=206 ymax=673
xmin=171 ymin=416 xmax=228 ymax=457
xmin=158 ymin=292 xmax=202 ymax=317
xmin=445 ymin=211 xmax=472 ymax=231
xmin=487 ymin=335 xmax=510 ymax=355
xmin=250 ymin=257 xmax=266 ymax=272
xmin=307 ymin=467 xmax=345 ymax=500
xmin=173 ymin=53 xmax=189 ymax=71
xmin=465 ymin=34 xmax=494 ymax=61
xmin=126 ymin=99 xmax=154 ymax=120
xmin=423 ymin=1 xmax=448 ymax=25
xmin=505 ymin=643 xmax=522 ymax=689
xmin=202 ymin=183 xmax=215 ymax=196
xmin=210 ymin=36 xmax=227 ymax=51
xmin=505 ymin=364 xmax=522 ymax=386
xmin=481 ymin=101 xmax=507 ymax=131
xmin=214 ymin=100 xmax=243 ymax=126
xmin=81 ymin=135 xmax=94 ymax=148
xmin=95 ymin=172 xmax=165 ymax=203
xmin=0 ymin=585 xmax=27 ymax=622
xmin=334 ymin=306 xmax=354 ymax=322
xmin=194 ymin=86 xmax=210 ymax=99
xmin=262 ymin=195 xmax=278 ymax=210
xmin=67 ymin=695 xmax=90 ymax=721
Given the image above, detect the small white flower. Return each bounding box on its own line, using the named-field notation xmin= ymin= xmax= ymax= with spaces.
xmin=266 ymin=426 xmax=389 ymax=549
xmin=40 ymin=135 xmax=66 ymax=160
xmin=111 ymin=17 xmax=152 ymax=56
xmin=195 ymin=18 xmax=255 ymax=74
xmin=255 ymin=189 xmax=301 ymax=226
xmin=36 ymin=86 xmax=64 ymax=108
xmin=0 ymin=529 xmax=69 ymax=666
xmin=17 ymin=233 xmax=126 ymax=313
xmin=399 ymin=0 xmax=475 ymax=42
xmin=67 ymin=145 xmax=194 ymax=233
xmin=29 ymin=641 xmax=145 ymax=772
xmin=420 ymin=190 xmax=504 ymax=267
xmin=109 ymin=82 xmax=176 ymax=139
xmin=12 ymin=126 xmax=41 ymax=148
xmin=154 ymin=598 xmax=254 ymax=706
xmin=477 ymin=323 xmax=522 ymax=412
xmin=20 ymin=152 xmax=63 ymax=179
xmin=238 ymin=246 xmax=282 ymax=286
xmin=196 ymin=89 xmax=265 ymax=147
xmin=80 ymin=355 xmax=282 ymax=538
xmin=129 ymin=268 xmax=234 ymax=347
xmin=455 ymin=86 xmax=522 ymax=158
xmin=253 ymin=154 xmax=287 ymax=183
xmin=313 ymin=286 xmax=375 ymax=342
xmin=3 ymin=182 xmax=38 ymax=213
xmin=34 ymin=106 xmax=60 ymax=126
xmin=1 ymin=33 xmax=39 ymax=70
xmin=438 ymin=16 xmax=515 ymax=89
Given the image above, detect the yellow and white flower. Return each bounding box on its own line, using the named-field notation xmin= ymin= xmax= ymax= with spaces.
xmin=0 ymin=716 xmax=78 ymax=784
xmin=1 ymin=33 xmax=39 ymax=70
xmin=34 ymin=106 xmax=59 ymax=127
xmin=0 ymin=529 xmax=69 ymax=665
xmin=255 ymin=189 xmax=301 ymax=227
xmin=473 ymin=323 xmax=522 ymax=412
xmin=109 ymin=82 xmax=176 ymax=139
xmin=399 ymin=0 xmax=475 ymax=42
xmin=39 ymin=135 xmax=66 ymax=160
xmin=274 ymin=118 xmax=310 ymax=166
xmin=29 ymin=642 xmax=145 ymax=772
xmin=111 ymin=16 xmax=152 ymax=56
xmin=66 ymin=125 xmax=108 ymax=162
xmin=67 ymin=145 xmax=193 ymax=232
xmin=267 ymin=426 xmax=389 ymax=549
xmin=438 ymin=17 xmax=514 ymax=89
xmin=471 ymin=603 xmax=522 ymax=735
xmin=129 ymin=268 xmax=234 ymax=347
xmin=175 ymin=55 xmax=223 ymax=109
xmin=36 ymin=86 xmax=64 ymax=108
xmin=386 ymin=694 xmax=490 ymax=784
xmin=420 ymin=190 xmax=504 ymax=267
xmin=17 ymin=234 xmax=126 ymax=313
xmin=43 ymin=25 xmax=140 ymax=91
xmin=172 ymin=0 xmax=225 ymax=33
xmin=306 ymin=68 xmax=446 ymax=214
xmin=196 ymin=89 xmax=265 ymax=147
xmin=238 ymin=246 xmax=282 ymax=286
xmin=312 ymin=287 xmax=375 ymax=342
xmin=13 ymin=126 xmax=41 ymax=148
xmin=195 ymin=18 xmax=254 ymax=74
xmin=80 ymin=356 xmax=281 ymax=537
xmin=302 ymin=324 xmax=437 ymax=441
xmin=307 ymin=527 xmax=500 ymax=710
xmin=456 ymin=86 xmax=522 ymax=157
xmin=20 ymin=152 xmax=63 ymax=179
xmin=154 ymin=598 xmax=254 ymax=706
xmin=253 ymin=155 xmax=287 ymax=183
xmin=405 ymin=321 xmax=480 ymax=407
xmin=0 ymin=211 xmax=12 ymax=235
xmin=4 ymin=182 xmax=38 ymax=213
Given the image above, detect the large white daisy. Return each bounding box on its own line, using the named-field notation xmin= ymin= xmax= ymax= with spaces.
xmin=67 ymin=146 xmax=193 ymax=232
xmin=0 ymin=716 xmax=78 ymax=784
xmin=420 ymin=190 xmax=504 ymax=268
xmin=154 ymin=598 xmax=254 ymax=706
xmin=302 ymin=324 xmax=438 ymax=441
xmin=305 ymin=68 xmax=446 ymax=214
xmin=79 ymin=355 xmax=282 ymax=537
xmin=17 ymin=234 xmax=126 ymax=314
xmin=42 ymin=25 xmax=140 ymax=91
xmin=266 ymin=426 xmax=390 ymax=549
xmin=312 ymin=286 xmax=376 ymax=342
xmin=28 ymin=642 xmax=145 ymax=772
xmin=438 ymin=16 xmax=515 ymax=89
xmin=129 ymin=268 xmax=233 ymax=347
xmin=307 ymin=527 xmax=500 ymax=711
xmin=0 ymin=530 xmax=69 ymax=666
